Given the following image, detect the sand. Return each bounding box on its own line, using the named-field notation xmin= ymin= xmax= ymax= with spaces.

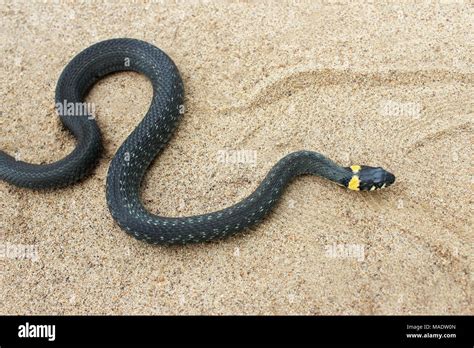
xmin=0 ymin=0 xmax=472 ymax=315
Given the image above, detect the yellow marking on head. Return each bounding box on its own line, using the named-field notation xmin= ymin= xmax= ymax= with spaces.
xmin=348 ymin=175 xmax=360 ymax=191
xmin=350 ymin=165 xmax=361 ymax=173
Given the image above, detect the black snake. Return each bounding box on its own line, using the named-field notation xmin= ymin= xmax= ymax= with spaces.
xmin=0 ymin=38 xmax=395 ymax=244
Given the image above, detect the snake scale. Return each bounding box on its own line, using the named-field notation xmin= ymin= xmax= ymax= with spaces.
xmin=0 ymin=38 xmax=395 ymax=245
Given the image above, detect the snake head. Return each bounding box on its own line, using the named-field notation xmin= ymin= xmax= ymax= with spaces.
xmin=345 ymin=165 xmax=395 ymax=191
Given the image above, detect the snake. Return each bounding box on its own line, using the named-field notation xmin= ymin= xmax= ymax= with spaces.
xmin=0 ymin=38 xmax=395 ymax=245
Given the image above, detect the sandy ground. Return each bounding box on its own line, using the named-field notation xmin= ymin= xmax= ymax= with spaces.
xmin=0 ymin=0 xmax=472 ymax=315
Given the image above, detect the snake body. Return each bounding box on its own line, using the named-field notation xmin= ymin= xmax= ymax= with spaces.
xmin=0 ymin=38 xmax=395 ymax=244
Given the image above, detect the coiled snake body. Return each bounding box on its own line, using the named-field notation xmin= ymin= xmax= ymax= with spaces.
xmin=0 ymin=38 xmax=395 ymax=244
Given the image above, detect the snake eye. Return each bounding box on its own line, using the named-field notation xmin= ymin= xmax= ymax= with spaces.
xmin=385 ymin=171 xmax=396 ymax=186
